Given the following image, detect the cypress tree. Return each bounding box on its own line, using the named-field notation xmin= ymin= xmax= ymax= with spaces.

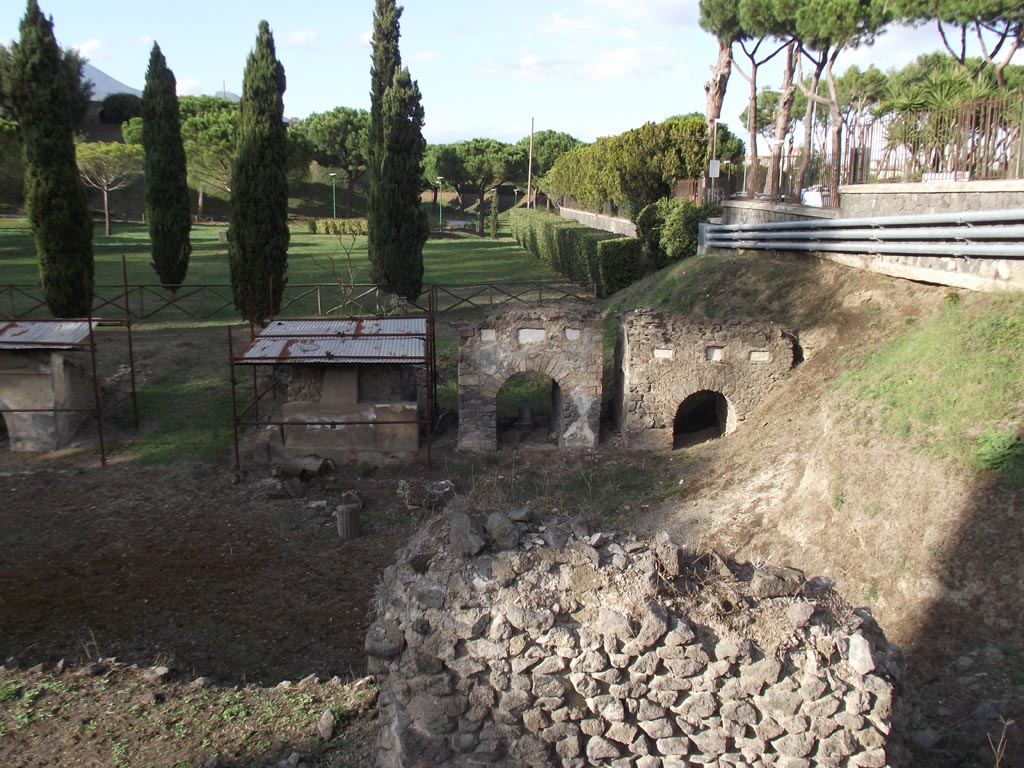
xmin=367 ymin=0 xmax=402 ymax=286
xmin=8 ymin=0 xmax=93 ymax=317
xmin=228 ymin=21 xmax=289 ymax=322
xmin=142 ymin=43 xmax=191 ymax=292
xmin=378 ymin=67 xmax=429 ymax=300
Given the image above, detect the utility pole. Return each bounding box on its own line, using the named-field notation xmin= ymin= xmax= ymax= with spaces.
xmin=526 ymin=117 xmax=534 ymax=209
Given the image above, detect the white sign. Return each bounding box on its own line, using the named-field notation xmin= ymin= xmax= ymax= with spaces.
xmin=708 ymin=160 xmax=721 ymax=179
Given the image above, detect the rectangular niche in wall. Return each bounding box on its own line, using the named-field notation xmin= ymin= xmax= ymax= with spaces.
xmin=653 ymin=348 xmax=675 ymax=360
xmin=518 ymin=329 xmax=546 ymax=343
xmin=705 ymin=346 xmax=725 ymax=361
xmin=749 ymin=350 xmax=773 ymax=363
xmin=481 ymin=329 xmax=497 ymax=341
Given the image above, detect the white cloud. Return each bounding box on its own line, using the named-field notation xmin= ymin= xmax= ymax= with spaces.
xmin=283 ymin=29 xmax=318 ymax=48
xmin=361 ymin=29 xmax=373 ymax=45
xmin=176 ymin=78 xmax=203 ymax=96
xmin=581 ymin=0 xmax=697 ymax=27
xmin=75 ymin=38 xmax=105 ymax=61
xmin=138 ymin=35 xmax=153 ymax=47
xmin=508 ymin=46 xmax=677 ymax=83
xmin=538 ymin=13 xmax=643 ymax=40
xmin=413 ymin=51 xmax=439 ymax=64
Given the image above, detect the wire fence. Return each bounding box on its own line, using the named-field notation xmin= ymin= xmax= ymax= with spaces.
xmin=0 ymin=280 xmax=593 ymax=322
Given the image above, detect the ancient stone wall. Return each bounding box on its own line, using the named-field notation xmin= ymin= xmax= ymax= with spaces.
xmin=367 ymin=510 xmax=904 ymax=768
xmin=457 ymin=303 xmax=603 ymax=452
xmin=616 ymin=311 xmax=795 ymax=449
xmin=0 ymin=350 xmax=91 ymax=452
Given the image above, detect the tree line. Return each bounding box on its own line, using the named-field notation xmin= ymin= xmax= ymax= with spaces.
xmin=698 ymin=0 xmax=1024 ymax=195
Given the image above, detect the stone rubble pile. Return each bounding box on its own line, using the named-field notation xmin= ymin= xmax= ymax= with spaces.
xmin=366 ymin=509 xmax=903 ymax=768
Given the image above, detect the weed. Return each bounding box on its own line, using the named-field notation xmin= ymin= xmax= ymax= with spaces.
xmin=928 ymin=540 xmax=946 ymax=559
xmin=943 ymin=289 xmax=962 ymax=307
xmin=832 ymin=491 xmax=847 ymax=510
xmin=864 ymin=579 xmax=880 ymax=603
xmin=0 ymin=682 xmax=20 ymax=702
xmin=973 ymin=428 xmax=1023 ymax=472
xmin=112 ymin=739 xmax=129 ymax=767
xmin=865 ymin=501 xmax=881 ymax=518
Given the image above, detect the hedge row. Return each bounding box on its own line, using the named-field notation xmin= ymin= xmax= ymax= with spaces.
xmin=510 ymin=209 xmax=641 ymax=298
xmin=306 ymin=217 xmax=369 ymax=236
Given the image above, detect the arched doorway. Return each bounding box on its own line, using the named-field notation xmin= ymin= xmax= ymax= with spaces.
xmin=673 ymin=390 xmax=730 ymax=448
xmin=495 ymin=371 xmax=562 ymax=449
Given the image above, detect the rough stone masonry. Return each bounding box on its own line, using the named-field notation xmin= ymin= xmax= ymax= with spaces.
xmin=366 ymin=509 xmax=904 ymax=767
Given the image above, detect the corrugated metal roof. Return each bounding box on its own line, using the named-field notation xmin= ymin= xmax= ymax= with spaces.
xmin=0 ymin=320 xmax=93 ymax=350
xmin=260 ymin=318 xmax=426 ymax=337
xmin=238 ymin=318 xmax=427 ymax=364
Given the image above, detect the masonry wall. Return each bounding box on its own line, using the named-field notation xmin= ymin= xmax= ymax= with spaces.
xmin=838 ymin=180 xmax=1024 ymax=218
xmin=616 ymin=311 xmax=795 ymax=449
xmin=366 ymin=510 xmax=905 ymax=768
xmin=0 ymin=350 xmax=91 ymax=452
xmin=457 ymin=303 xmax=603 ymax=452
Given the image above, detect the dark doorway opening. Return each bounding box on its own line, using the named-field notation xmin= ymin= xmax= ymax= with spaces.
xmin=496 ymin=371 xmax=562 ymax=449
xmin=673 ymin=390 xmax=729 ymax=448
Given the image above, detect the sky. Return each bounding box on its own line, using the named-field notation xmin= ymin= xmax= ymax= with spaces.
xmin=2 ymin=1 xmax=1019 ymax=145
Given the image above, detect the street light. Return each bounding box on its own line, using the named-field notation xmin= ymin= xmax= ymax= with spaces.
xmin=329 ymin=172 xmax=337 ymax=219
xmin=436 ymin=176 xmax=444 ymax=227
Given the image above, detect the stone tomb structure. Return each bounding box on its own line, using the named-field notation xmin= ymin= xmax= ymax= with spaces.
xmin=0 ymin=321 xmax=93 ymax=452
xmin=616 ymin=310 xmax=795 ymax=449
xmin=367 ymin=510 xmax=903 ymax=768
xmin=237 ymin=318 xmax=430 ymax=463
xmin=457 ymin=303 xmax=602 ymax=452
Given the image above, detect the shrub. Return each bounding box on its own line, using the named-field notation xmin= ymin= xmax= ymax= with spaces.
xmin=636 ymin=197 xmax=719 ymax=269
xmin=509 ymin=209 xmax=641 ymax=296
xmin=595 ymin=238 xmax=641 ymax=297
xmin=314 ymin=218 xmax=369 ymax=236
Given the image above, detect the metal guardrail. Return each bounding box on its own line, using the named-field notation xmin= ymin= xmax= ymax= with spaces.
xmin=706 ymin=208 xmax=1024 ymax=259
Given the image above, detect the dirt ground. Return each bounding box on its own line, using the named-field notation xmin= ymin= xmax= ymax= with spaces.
xmin=1 ymin=259 xmax=1021 ymax=766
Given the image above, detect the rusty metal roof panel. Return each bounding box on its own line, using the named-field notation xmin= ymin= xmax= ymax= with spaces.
xmin=0 ymin=320 xmax=93 ymax=350
xmin=238 ymin=318 xmax=427 ymax=364
xmin=259 ymin=318 xmax=426 ymax=337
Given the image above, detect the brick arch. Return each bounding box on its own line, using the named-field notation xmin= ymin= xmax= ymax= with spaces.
xmin=457 ymin=303 xmax=603 ymax=452
xmin=616 ymin=310 xmax=795 ymax=449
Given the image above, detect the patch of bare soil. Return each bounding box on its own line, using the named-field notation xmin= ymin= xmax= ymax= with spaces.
xmin=634 ymin=262 xmax=1024 ymax=766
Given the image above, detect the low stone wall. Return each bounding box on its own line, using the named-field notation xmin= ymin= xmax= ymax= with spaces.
xmin=616 ymin=311 xmax=795 ymax=449
xmin=367 ymin=510 xmax=904 ymax=768
xmin=558 ymin=206 xmax=638 ymax=238
xmin=838 ymin=180 xmax=1024 ymax=218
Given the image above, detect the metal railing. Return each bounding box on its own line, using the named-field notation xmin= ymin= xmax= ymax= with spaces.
xmin=0 ymin=280 xmax=593 ymax=322
xmin=705 ymin=207 xmax=1024 ymax=259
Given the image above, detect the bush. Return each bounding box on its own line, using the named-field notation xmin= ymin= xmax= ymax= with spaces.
xmin=509 ymin=209 xmax=642 ymax=296
xmin=595 ymin=238 xmax=641 ymax=297
xmin=636 ymin=197 xmax=719 ymax=269
xmin=313 ymin=217 xmax=368 ymax=236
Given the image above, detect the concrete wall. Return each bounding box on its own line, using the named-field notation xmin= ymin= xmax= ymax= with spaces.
xmin=839 ymin=179 xmax=1024 ymax=218
xmin=458 ymin=303 xmax=603 ymax=452
xmin=558 ymin=206 xmax=637 ymax=238
xmin=0 ymin=350 xmax=91 ymax=452
xmin=616 ymin=311 xmax=795 ymax=450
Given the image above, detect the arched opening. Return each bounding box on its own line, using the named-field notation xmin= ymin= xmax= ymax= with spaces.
xmin=495 ymin=371 xmax=562 ymax=449
xmin=673 ymin=390 xmax=729 ymax=448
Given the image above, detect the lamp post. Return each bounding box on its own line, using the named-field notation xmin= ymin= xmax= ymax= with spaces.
xmin=513 ymin=187 xmax=519 ymax=208
xmin=329 ymin=172 xmax=337 ymax=219
xmin=436 ymin=176 xmax=444 ymax=227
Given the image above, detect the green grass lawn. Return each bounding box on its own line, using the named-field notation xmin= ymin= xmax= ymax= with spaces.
xmin=0 ymin=217 xmax=562 ymax=319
